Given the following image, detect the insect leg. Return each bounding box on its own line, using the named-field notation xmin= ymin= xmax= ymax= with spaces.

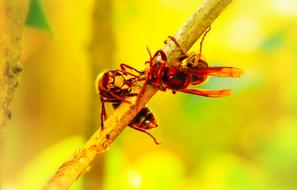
xmin=167 ymin=36 xmax=189 ymax=59
xmin=146 ymin=46 xmax=153 ymax=59
xmin=135 ymin=79 xmax=148 ymax=109
xmin=109 ymin=91 xmax=131 ymax=104
xmin=130 ymin=127 xmax=160 ymax=145
xmin=120 ymin=64 xmax=144 ymax=75
xmin=199 ymin=27 xmax=211 ymax=55
xmin=114 ymin=69 xmax=141 ymax=79
xmin=136 ymin=49 xmax=154 ymax=109
xmin=125 ymin=92 xmax=139 ymax=97
xmin=152 ymin=49 xmax=168 ymax=62
xmin=155 ymin=60 xmax=167 ymax=86
xmin=100 ymin=99 xmax=108 ymax=130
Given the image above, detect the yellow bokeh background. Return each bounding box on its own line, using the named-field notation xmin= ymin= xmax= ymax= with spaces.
xmin=3 ymin=0 xmax=297 ymax=189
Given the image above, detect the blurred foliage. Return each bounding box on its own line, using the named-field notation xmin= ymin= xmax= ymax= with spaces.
xmin=3 ymin=0 xmax=297 ymax=189
xmin=16 ymin=136 xmax=84 ymax=190
xmin=26 ymin=0 xmax=51 ymax=31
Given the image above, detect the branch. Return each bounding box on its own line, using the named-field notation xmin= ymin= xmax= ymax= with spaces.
xmin=43 ymin=0 xmax=233 ymax=189
xmin=0 ymin=0 xmax=30 ymax=187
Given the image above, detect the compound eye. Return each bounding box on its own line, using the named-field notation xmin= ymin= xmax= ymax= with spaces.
xmin=196 ymin=59 xmax=208 ymax=68
xmin=167 ymin=72 xmax=187 ymax=89
xmin=187 ymin=62 xmax=194 ymax=68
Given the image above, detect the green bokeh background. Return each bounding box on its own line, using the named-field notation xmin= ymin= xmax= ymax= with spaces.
xmin=3 ymin=0 xmax=297 ymax=189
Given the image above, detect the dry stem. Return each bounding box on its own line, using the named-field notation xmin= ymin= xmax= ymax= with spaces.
xmin=43 ymin=0 xmax=233 ymax=189
xmin=0 ymin=0 xmax=30 ymax=188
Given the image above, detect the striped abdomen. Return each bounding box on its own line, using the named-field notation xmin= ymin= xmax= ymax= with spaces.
xmin=129 ymin=107 xmax=158 ymax=130
xmin=113 ymin=104 xmax=158 ymax=130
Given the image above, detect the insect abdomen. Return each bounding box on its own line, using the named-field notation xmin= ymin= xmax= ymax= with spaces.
xmin=112 ymin=104 xmax=158 ymax=130
xmin=130 ymin=107 xmax=158 ymax=130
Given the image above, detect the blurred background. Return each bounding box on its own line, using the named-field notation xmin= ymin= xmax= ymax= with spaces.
xmin=3 ymin=0 xmax=297 ymax=189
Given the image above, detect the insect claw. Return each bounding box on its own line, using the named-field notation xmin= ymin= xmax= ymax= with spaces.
xmin=154 ymin=139 xmax=161 ymax=145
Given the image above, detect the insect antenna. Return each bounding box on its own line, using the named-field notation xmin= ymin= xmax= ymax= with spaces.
xmin=199 ymin=27 xmax=211 ymax=55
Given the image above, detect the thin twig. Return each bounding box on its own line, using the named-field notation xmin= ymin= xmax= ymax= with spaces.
xmin=43 ymin=0 xmax=233 ymax=189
